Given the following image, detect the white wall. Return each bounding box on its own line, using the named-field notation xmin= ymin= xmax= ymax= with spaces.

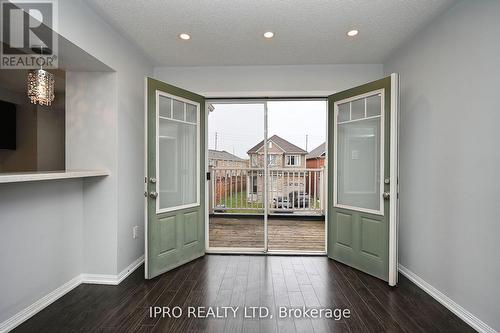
xmin=0 ymin=180 xmax=84 ymax=323
xmin=37 ymin=96 xmax=66 ymax=171
xmin=384 ymin=1 xmax=500 ymax=331
xmin=154 ymin=64 xmax=383 ymax=97
xmin=58 ymin=0 xmax=152 ymax=273
xmin=66 ymin=71 xmax=118 ymax=274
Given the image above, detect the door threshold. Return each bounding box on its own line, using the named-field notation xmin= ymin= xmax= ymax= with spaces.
xmin=206 ymin=248 xmax=326 ymax=256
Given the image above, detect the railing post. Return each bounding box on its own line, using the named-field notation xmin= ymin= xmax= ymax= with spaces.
xmin=320 ymin=167 xmax=325 ymax=213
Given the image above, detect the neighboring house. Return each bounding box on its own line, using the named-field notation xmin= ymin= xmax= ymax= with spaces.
xmin=306 ymin=142 xmax=326 ymax=169
xmin=246 ymin=135 xmax=308 ymax=202
xmin=208 ymin=149 xmax=247 ymax=207
xmin=306 ymin=142 xmax=326 ymax=197
xmin=208 ymin=149 xmax=247 ymax=169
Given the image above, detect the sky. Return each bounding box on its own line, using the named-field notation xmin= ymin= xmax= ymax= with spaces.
xmin=208 ymin=101 xmax=327 ymax=159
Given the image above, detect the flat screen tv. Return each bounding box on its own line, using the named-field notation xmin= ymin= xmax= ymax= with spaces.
xmin=0 ymin=100 xmax=16 ymax=150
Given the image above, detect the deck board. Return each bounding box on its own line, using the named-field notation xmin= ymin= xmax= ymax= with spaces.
xmin=209 ymin=216 xmax=325 ymax=251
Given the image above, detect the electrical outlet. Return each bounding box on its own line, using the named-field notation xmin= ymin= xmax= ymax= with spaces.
xmin=133 ymin=226 xmax=139 ymax=239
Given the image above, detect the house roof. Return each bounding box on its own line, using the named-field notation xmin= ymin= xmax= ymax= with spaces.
xmin=247 ymin=135 xmax=307 ymax=155
xmin=306 ymin=142 xmax=326 ymax=159
xmin=208 ymin=149 xmax=244 ymax=161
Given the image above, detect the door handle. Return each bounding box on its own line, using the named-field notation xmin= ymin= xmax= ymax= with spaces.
xmin=149 ymin=192 xmax=158 ymax=199
xmin=382 ymin=192 xmax=390 ymax=200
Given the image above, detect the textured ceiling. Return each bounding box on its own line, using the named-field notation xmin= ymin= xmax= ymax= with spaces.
xmin=85 ymin=0 xmax=455 ymax=66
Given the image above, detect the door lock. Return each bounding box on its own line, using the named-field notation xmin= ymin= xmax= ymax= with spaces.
xmin=382 ymin=192 xmax=390 ymax=200
xmin=149 ymin=192 xmax=158 ymax=199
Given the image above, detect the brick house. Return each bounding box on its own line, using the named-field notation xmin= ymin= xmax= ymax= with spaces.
xmin=306 ymin=142 xmax=326 ymax=169
xmin=306 ymin=142 xmax=326 ymax=197
xmin=208 ymin=149 xmax=247 ymax=169
xmin=208 ymin=149 xmax=248 ymax=205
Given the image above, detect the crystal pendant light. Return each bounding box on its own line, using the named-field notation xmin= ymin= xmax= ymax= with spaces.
xmin=27 ymin=46 xmax=55 ymax=106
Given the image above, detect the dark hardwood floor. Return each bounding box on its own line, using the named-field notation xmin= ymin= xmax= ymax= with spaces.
xmin=13 ymin=255 xmax=473 ymax=333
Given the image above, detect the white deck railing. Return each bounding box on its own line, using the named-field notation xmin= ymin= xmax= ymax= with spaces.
xmin=209 ymin=167 xmax=325 ymax=215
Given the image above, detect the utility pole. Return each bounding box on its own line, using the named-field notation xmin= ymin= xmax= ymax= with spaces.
xmin=215 ymin=132 xmax=218 ymax=150
xmin=305 ymin=134 xmax=308 ymax=151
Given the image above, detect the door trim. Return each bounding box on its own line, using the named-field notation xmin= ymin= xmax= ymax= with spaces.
xmin=144 ymin=77 xmax=149 ymax=277
xmin=388 ymin=73 xmax=400 ymax=286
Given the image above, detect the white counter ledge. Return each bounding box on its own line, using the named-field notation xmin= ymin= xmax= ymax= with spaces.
xmin=0 ymin=170 xmax=109 ymax=184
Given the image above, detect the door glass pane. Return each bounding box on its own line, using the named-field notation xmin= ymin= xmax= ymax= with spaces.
xmin=337 ymin=116 xmax=381 ymax=211
xmin=267 ymin=100 xmax=327 ymax=252
xmin=338 ymin=102 xmax=350 ymax=122
xmin=172 ymin=99 xmax=184 ymax=121
xmin=366 ymin=94 xmax=381 ymax=117
xmin=186 ymin=103 xmax=197 ymax=123
xmin=158 ymin=96 xmax=198 ymax=211
xmin=159 ymin=95 xmax=172 ymax=118
xmin=208 ymin=103 xmax=265 ymax=249
xmin=351 ymin=98 xmax=365 ymax=120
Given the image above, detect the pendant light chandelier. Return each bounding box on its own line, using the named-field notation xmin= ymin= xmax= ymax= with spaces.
xmin=27 ymin=46 xmax=55 ymax=106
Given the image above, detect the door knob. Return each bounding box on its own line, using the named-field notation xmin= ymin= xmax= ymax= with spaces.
xmin=382 ymin=192 xmax=390 ymax=200
xmin=149 ymin=178 xmax=157 ymax=184
xmin=149 ymin=192 xmax=158 ymax=199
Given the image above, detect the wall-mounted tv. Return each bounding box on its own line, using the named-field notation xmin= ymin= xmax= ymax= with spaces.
xmin=0 ymin=100 xmax=16 ymax=150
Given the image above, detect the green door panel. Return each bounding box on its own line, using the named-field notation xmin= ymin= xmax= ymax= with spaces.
xmin=146 ymin=77 xmax=205 ymax=279
xmin=327 ymin=76 xmax=391 ymax=282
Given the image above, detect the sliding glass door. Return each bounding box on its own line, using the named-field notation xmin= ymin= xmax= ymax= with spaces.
xmin=207 ymin=102 xmax=266 ymax=251
xmin=266 ymin=101 xmax=327 ymax=252
xmin=206 ymin=99 xmax=327 ymax=254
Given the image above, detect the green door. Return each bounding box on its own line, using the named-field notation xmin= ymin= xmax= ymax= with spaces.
xmin=328 ymin=74 xmax=399 ymax=285
xmin=145 ymin=77 xmax=205 ymax=279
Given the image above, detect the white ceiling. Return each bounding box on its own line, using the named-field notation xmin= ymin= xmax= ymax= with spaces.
xmin=85 ymin=0 xmax=455 ymax=66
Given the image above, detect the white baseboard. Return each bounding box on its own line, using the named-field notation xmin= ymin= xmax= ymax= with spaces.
xmin=399 ymin=264 xmax=497 ymax=333
xmin=82 ymin=255 xmax=144 ymax=285
xmin=0 ymin=256 xmax=144 ymax=333
xmin=0 ymin=275 xmax=83 ymax=333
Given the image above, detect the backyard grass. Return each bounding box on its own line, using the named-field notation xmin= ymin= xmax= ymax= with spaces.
xmin=215 ymin=191 xmax=322 ymax=214
xmin=217 ymin=191 xmax=263 ymax=214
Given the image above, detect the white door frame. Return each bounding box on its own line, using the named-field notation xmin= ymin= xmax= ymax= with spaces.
xmin=388 ymin=73 xmax=400 ymax=286
xmin=204 ymin=98 xmax=329 ymax=255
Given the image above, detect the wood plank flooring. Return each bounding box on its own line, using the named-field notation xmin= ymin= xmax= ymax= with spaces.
xmin=209 ymin=217 xmax=325 ymax=251
xmin=13 ymin=255 xmax=473 ymax=333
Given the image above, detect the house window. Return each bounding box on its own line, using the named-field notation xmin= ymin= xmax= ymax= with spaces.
xmin=285 ymin=155 xmax=300 ymax=166
xmin=268 ymin=154 xmax=277 ymax=166
xmin=252 ymin=175 xmax=258 ymax=194
xmin=251 ymin=155 xmax=259 ymax=167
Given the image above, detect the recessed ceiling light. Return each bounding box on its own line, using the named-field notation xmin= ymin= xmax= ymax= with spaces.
xmin=347 ymin=29 xmax=359 ymax=37
xmin=263 ymin=31 xmax=274 ymax=39
xmin=179 ymin=33 xmax=191 ymax=40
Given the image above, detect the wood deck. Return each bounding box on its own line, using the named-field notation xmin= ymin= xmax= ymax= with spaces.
xmin=209 ymin=216 xmax=325 ymax=251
